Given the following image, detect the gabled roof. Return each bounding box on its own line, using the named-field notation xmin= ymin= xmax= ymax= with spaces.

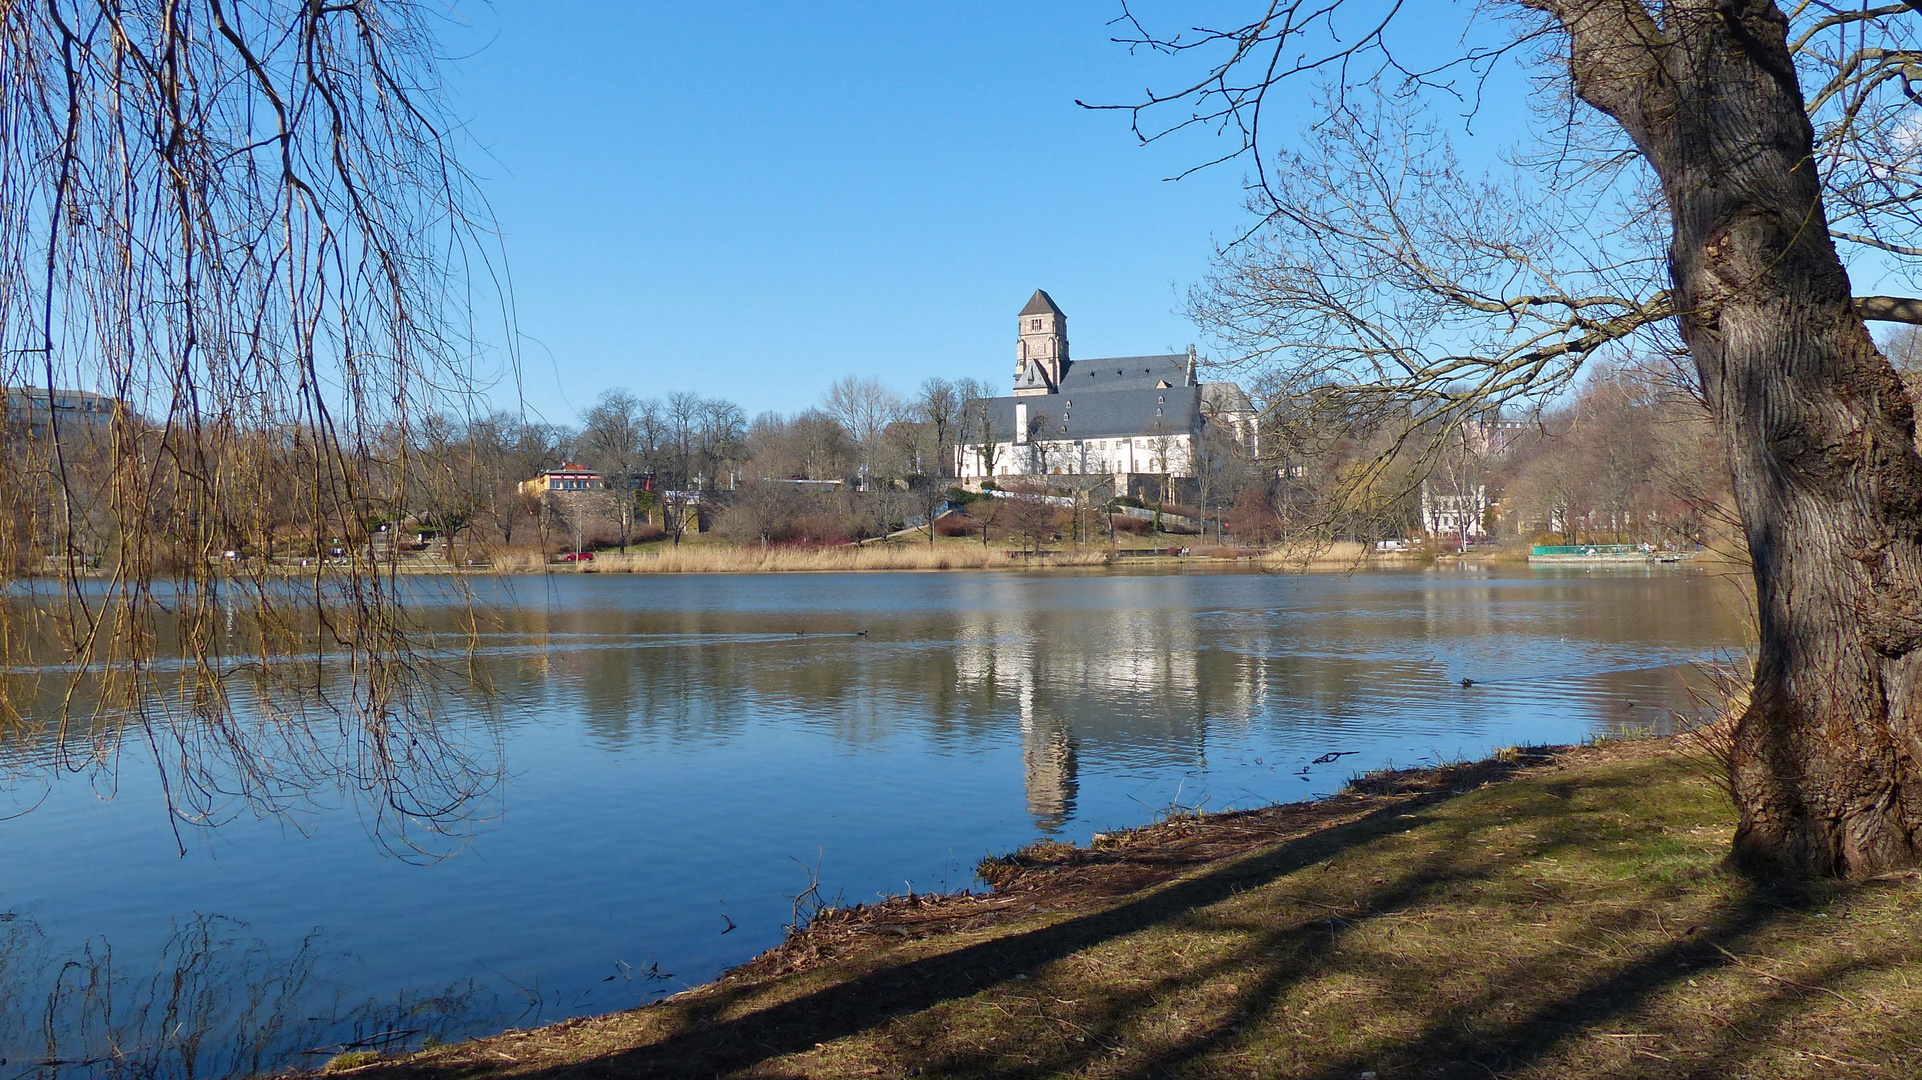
xmin=1201 ymin=382 xmax=1255 ymax=415
xmin=971 ymin=384 xmax=1202 ymax=443
xmin=1019 ymin=289 xmax=1064 ymax=318
xmin=1056 ymin=354 xmax=1191 ymax=393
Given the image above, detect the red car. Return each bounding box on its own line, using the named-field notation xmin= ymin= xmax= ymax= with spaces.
xmin=559 ymin=551 xmax=595 ymax=562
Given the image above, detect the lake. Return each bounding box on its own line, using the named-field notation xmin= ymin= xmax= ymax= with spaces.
xmin=0 ymin=565 xmax=1750 ymax=1077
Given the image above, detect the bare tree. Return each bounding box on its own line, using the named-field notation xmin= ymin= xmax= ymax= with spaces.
xmin=661 ymin=490 xmax=698 ymax=547
xmin=0 ymin=0 xmax=506 ymax=841
xmin=663 ymin=391 xmax=705 ymax=489
xmin=1225 ymin=486 xmax=1285 ymax=547
xmin=916 ymin=378 xmax=961 ymax=477
xmin=1887 ymin=325 xmax=1922 ymax=403
xmin=962 ymin=397 xmax=1006 ymax=483
xmin=719 ymin=480 xmax=803 ymax=548
xmin=1002 ymin=486 xmax=1058 ymax=555
xmin=697 ymin=397 xmax=748 ymax=489
xmin=824 ymin=375 xmax=905 ymax=483
xmin=911 ymin=475 xmax=951 ymax=546
xmin=972 ymin=487 xmax=1009 ymax=547
xmin=1147 ymin=423 xmax=1177 ymax=509
xmin=581 ymin=390 xmax=647 ymax=551
xmin=1117 ymin=1 xmax=1922 ymax=877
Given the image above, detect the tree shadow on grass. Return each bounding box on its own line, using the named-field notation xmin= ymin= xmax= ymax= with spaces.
xmin=368 ymin=757 xmax=1907 ymax=1079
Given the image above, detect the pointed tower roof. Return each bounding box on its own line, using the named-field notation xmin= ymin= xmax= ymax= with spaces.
xmin=1019 ymin=289 xmax=1064 ymax=317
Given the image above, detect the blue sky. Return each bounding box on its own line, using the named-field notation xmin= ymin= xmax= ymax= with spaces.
xmin=439 ymin=3 xmax=1915 ymax=428
xmin=442 ymin=2 xmax=1266 ymax=424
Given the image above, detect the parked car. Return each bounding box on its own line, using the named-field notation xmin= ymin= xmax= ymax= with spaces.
xmin=559 ymin=551 xmax=594 ymax=562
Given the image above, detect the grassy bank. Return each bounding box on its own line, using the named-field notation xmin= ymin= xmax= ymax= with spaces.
xmin=489 ymin=539 xmax=1380 ymax=574
xmin=328 ymin=738 xmax=1921 ymax=1079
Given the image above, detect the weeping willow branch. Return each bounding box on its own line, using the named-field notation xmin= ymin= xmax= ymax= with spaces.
xmin=0 ymin=1 xmax=511 ymax=848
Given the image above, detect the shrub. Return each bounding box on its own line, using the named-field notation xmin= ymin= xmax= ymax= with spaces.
xmin=790 ymin=514 xmax=856 ymax=547
xmin=1224 ymin=487 xmax=1285 ymax=545
xmin=934 ymin=514 xmax=977 ymax=538
xmin=1112 ymin=516 xmax=1151 ymax=535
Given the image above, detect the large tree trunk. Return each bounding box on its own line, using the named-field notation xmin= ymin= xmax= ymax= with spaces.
xmin=1537 ymin=0 xmax=1922 ymax=876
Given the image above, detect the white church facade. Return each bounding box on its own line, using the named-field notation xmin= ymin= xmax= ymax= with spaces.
xmin=958 ymin=290 xmax=1255 ymax=495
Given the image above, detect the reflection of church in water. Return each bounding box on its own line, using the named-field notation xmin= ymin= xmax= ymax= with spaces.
xmin=1017 ymin=666 xmax=1078 ymax=832
xmin=953 ymin=606 xmax=1269 ymax=835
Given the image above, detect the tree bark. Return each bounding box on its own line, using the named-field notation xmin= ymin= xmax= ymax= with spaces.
xmin=1531 ymin=0 xmax=1922 ymax=876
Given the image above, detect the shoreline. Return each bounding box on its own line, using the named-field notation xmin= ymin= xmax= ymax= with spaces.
xmin=28 ymin=543 xmax=1741 ymax=580
xmin=408 ymin=543 xmax=1543 ymax=576
xmin=313 ymin=732 xmax=1918 ymax=1080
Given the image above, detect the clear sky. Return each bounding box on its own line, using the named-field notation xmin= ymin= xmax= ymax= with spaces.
xmin=438 ymin=2 xmax=1918 ymax=429
xmin=442 ymin=2 xmax=1259 ymax=426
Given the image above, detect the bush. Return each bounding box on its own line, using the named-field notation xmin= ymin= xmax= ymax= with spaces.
xmin=1112 ymin=516 xmax=1151 ymax=535
xmin=934 ymin=514 xmax=978 ymax=538
xmin=791 ymin=514 xmax=857 ymax=547
xmin=1224 ymin=487 xmax=1285 ymax=545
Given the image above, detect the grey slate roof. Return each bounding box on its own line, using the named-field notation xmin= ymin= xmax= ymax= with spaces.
xmin=972 ymin=380 xmax=1202 ymax=443
xmin=1201 ymin=381 xmax=1254 ymax=415
xmin=1056 ymin=354 xmax=1190 ymax=394
xmin=1019 ymin=289 xmax=1065 ymax=317
xmin=1014 ymin=357 xmax=1053 ymax=393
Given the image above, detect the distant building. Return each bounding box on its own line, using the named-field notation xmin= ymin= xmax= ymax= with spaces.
xmin=1463 ymin=414 xmax=1528 ymax=457
xmin=957 ymin=290 xmax=1255 ymax=498
xmin=4 ymin=387 xmax=122 ymax=440
xmin=1422 ymin=482 xmax=1490 ymax=544
xmin=518 ymin=462 xmax=608 ymax=498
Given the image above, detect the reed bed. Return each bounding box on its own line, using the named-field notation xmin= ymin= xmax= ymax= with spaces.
xmin=483 ymin=540 xmax=1421 ymax=575
xmin=548 ymin=543 xmax=1114 ymax=574
xmin=1252 ymin=539 xmax=1370 ymax=570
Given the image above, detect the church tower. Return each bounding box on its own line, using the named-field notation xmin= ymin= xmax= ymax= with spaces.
xmin=1013 ymin=289 xmax=1068 ymax=396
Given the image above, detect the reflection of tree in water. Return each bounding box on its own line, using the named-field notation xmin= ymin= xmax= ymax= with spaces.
xmin=0 ymin=913 xmax=491 ymax=1080
xmin=0 ymin=600 xmax=505 ymax=858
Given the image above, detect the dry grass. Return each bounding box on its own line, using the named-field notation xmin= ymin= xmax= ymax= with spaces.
xmin=1253 ymin=539 xmax=1371 ymax=570
xmin=328 ymin=738 xmax=1922 ymax=1080
xmin=573 ymin=543 xmax=1112 ymax=574
xmin=483 ymin=548 xmax=548 ymax=573
xmin=484 ymin=538 xmax=1425 ymax=576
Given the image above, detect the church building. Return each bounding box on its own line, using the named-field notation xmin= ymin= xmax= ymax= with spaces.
xmin=957 ymin=290 xmax=1255 ymax=496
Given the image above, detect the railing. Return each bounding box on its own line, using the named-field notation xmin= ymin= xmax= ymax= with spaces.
xmin=1531 ymin=544 xmax=1643 ymax=555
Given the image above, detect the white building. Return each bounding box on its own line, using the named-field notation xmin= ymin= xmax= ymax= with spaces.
xmin=1421 ymin=482 xmax=1490 ymax=544
xmin=957 ymin=290 xmax=1255 ymax=494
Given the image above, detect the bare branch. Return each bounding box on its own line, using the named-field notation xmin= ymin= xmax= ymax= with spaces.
xmin=1856 ymin=295 xmax=1922 ymax=323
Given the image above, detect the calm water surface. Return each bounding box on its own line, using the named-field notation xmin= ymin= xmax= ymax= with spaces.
xmin=1 ymin=566 xmax=1749 ymax=1074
